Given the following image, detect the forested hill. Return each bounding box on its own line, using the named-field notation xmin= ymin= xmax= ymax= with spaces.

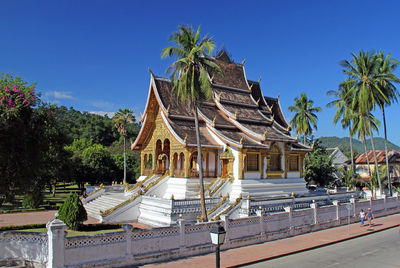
xmin=318 ymin=136 xmax=400 ymax=154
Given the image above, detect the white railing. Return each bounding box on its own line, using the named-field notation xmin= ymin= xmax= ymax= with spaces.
xmin=1 ymin=195 xmax=399 ymax=268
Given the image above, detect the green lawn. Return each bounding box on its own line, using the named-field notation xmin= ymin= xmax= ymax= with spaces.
xmin=18 ymin=227 xmax=124 ymax=237
xmin=1 ymin=183 xmax=82 ymax=213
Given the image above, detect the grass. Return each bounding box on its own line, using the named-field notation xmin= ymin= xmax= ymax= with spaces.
xmin=18 ymin=228 xmax=124 ymax=237
xmin=1 ymin=182 xmax=81 ymax=213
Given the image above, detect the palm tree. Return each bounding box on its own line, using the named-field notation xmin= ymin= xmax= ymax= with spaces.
xmin=375 ymin=52 xmax=400 ymax=196
xmin=112 ymin=108 xmax=134 ymax=184
xmin=288 ymin=93 xmax=321 ymax=145
xmin=161 ymin=25 xmax=223 ymax=221
xmin=327 ymin=79 xmax=356 ymax=170
xmin=351 ymin=112 xmax=381 ymax=177
xmin=341 ymin=51 xmax=387 ymax=195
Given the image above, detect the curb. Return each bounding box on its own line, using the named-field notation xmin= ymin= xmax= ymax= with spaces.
xmin=227 ymin=223 xmax=400 ymax=268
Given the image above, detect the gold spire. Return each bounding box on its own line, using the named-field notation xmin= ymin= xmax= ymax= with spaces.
xmin=241 ymin=59 xmax=246 ymax=65
xmin=184 ymin=135 xmax=188 ymax=144
xmin=239 ymin=137 xmax=243 ymax=144
xmin=258 ymin=77 xmax=261 ymax=83
xmin=249 ymin=84 xmax=254 ymax=91
xmin=212 ymin=115 xmax=216 ymax=125
xmin=277 ymin=94 xmax=280 ymax=99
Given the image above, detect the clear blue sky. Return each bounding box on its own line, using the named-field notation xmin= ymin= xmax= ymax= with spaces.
xmin=2 ymin=0 xmax=400 ymax=145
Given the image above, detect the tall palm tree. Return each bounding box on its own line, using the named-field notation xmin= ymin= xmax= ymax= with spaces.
xmin=375 ymin=52 xmax=400 ymax=196
xmin=341 ymin=51 xmax=387 ymax=195
xmin=351 ymin=112 xmax=381 ymax=177
xmin=288 ymin=93 xmax=321 ymax=145
xmin=327 ymin=79 xmax=356 ymax=170
xmin=161 ymin=25 xmax=222 ymax=221
xmin=112 ymin=108 xmax=134 ymax=184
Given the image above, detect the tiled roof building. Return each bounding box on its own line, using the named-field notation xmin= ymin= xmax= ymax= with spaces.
xmin=132 ymin=52 xmax=311 ymax=183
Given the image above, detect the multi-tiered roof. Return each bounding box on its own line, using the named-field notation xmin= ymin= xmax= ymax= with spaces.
xmin=132 ymin=52 xmax=311 ymax=152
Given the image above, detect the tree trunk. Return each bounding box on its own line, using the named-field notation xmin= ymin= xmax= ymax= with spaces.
xmin=194 ymin=105 xmax=208 ymax=222
xmin=368 ymin=119 xmax=382 ymax=196
xmin=349 ymin=125 xmax=354 ymax=171
xmin=382 ymin=107 xmax=392 ymax=196
xmin=123 ymin=136 xmax=127 ymax=184
xmin=304 ymin=134 xmax=307 ymax=145
xmin=362 ymin=121 xmax=371 ymax=177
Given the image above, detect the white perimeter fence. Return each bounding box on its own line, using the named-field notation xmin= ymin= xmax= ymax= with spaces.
xmin=0 ymin=195 xmax=399 ymax=268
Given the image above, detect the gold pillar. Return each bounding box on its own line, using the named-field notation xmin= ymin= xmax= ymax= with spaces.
xmin=284 ymin=152 xmax=288 ymax=179
xmin=184 ymin=148 xmax=191 ymax=178
xmin=238 ymin=149 xmax=244 ymax=180
xmin=169 ymin=151 xmax=174 ymax=176
xmin=260 ymin=152 xmax=264 ymax=179
xmin=140 ymin=152 xmax=145 ymax=176
xmin=152 ymin=147 xmax=157 ymax=174
xmin=299 ymin=154 xmax=303 ymax=177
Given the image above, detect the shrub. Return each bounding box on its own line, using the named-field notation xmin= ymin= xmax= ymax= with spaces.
xmin=22 ymin=191 xmax=43 ymax=209
xmin=58 ymin=192 xmax=87 ymax=230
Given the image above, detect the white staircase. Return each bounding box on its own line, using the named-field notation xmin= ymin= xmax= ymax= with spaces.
xmin=84 ymin=192 xmax=131 ymax=220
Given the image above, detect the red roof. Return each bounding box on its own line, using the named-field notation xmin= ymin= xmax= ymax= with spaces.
xmin=354 ymin=150 xmax=400 ymax=164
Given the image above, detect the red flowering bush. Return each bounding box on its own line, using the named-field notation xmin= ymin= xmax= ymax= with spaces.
xmin=0 ymin=74 xmax=39 ymax=120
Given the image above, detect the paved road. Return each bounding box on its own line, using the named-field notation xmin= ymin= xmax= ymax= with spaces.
xmin=244 ymin=227 xmax=400 ymax=268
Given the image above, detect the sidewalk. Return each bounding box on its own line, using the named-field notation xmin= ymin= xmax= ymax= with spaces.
xmin=145 ymin=213 xmax=400 ymax=268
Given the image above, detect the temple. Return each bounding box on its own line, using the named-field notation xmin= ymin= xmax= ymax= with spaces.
xmin=131 ymin=51 xmax=312 ymax=200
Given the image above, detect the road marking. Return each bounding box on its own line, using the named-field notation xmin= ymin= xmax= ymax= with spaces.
xmin=325 ymin=262 xmax=340 ymax=268
xmin=361 ymin=249 xmax=380 ymax=256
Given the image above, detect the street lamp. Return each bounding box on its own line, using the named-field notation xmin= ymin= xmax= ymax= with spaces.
xmin=210 ymin=224 xmax=226 ymax=268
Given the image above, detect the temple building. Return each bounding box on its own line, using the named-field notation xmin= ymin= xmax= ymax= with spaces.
xmin=131 ymin=52 xmax=312 ymax=200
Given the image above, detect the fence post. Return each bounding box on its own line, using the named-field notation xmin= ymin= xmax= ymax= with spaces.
xmin=383 ymin=194 xmax=387 ymax=212
xmin=122 ymin=224 xmax=133 ymax=258
xmin=310 ymin=203 xmax=318 ymax=225
xmin=284 ymin=206 xmax=293 ymax=229
xmin=332 ymin=200 xmax=339 ymax=222
xmin=178 ymin=218 xmax=186 ymax=252
xmin=350 ymin=198 xmax=356 ymax=218
xmin=221 ymin=216 xmax=230 ymax=243
xmin=47 ymin=219 xmax=67 ymax=268
xmin=256 ymin=207 xmax=265 ymax=237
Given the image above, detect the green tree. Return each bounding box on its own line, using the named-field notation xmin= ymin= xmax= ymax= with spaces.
xmin=327 ymin=79 xmax=356 ymax=170
xmin=81 ymin=144 xmax=116 ymax=184
xmin=375 ymin=52 xmax=400 ymax=195
xmin=162 ymin=25 xmax=223 ymax=221
xmin=288 ymin=93 xmax=321 ymax=144
xmin=58 ymin=192 xmax=87 ymax=230
xmin=112 ymin=109 xmax=135 ymax=184
xmin=304 ymin=142 xmax=336 ymax=186
xmin=341 ymin=51 xmax=386 ymax=195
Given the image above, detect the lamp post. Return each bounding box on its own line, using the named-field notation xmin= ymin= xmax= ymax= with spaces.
xmin=210 ymin=224 xmax=226 ymax=268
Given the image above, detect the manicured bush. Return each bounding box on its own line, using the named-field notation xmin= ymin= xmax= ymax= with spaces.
xmin=0 ymin=223 xmax=46 ymax=231
xmin=22 ymin=191 xmax=43 ymax=209
xmin=58 ymin=192 xmax=87 ymax=230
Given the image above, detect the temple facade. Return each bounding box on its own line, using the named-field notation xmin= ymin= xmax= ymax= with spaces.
xmin=132 ymin=52 xmax=311 ymax=194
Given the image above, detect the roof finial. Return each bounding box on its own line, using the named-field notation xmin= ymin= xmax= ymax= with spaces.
xmin=217 ymin=92 xmax=222 ymax=100
xmin=277 ymin=94 xmax=280 ymax=99
xmin=140 ymin=112 xmax=144 ymax=120
xmin=210 ymin=75 xmax=215 ymax=83
xmin=241 ymin=59 xmax=246 ymax=65
xmin=239 ymin=137 xmax=243 ymax=144
xmin=286 ymin=124 xmax=292 ymax=132
xmin=296 ymin=134 xmax=299 ymax=141
xmin=234 ymin=109 xmax=238 ymax=119
xmin=148 ymin=67 xmax=154 ymax=76
xmin=248 ymin=84 xmax=253 ymax=91
xmin=166 ymin=105 xmax=170 ymax=115
xmin=256 ymin=98 xmax=260 ymax=105
xmin=258 ymin=77 xmax=261 ymax=83
xmin=184 ymin=135 xmax=188 ymax=144
xmin=212 ymin=115 xmax=217 ymax=125
xmin=312 ymin=142 xmax=315 ymax=149
xmin=271 ymin=114 xmax=275 ymax=122
xmin=263 ymin=130 xmax=268 ymax=138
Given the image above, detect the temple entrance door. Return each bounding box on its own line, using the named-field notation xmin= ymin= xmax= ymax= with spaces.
xmin=157 ymin=154 xmax=168 ymax=174
xmin=222 ymin=159 xmax=228 ymax=178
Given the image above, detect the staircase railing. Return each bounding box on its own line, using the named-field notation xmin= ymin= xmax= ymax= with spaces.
xmin=212 ymin=195 xmax=242 ymax=221
xmin=207 ymin=194 xmax=229 ymax=217
xmin=125 ymin=173 xmax=154 ymax=192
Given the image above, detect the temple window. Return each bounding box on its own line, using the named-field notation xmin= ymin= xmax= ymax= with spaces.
xmin=247 ymin=153 xmax=259 ymax=172
xmin=288 ymin=155 xmax=299 ymax=171
xmin=268 ymin=143 xmax=282 ymax=171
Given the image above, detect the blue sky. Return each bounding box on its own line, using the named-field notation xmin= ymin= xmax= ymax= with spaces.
xmin=2 ymin=0 xmax=400 ymax=145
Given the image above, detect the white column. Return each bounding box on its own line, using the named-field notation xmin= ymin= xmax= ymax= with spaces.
xmin=47 ymin=219 xmax=67 ymax=268
xmin=284 ymin=206 xmax=293 ymax=230
xmin=178 ymin=218 xmax=186 ymax=252
xmin=122 ymin=224 xmax=133 ymax=258
xmin=310 ymin=203 xmax=318 ymax=225
xmin=350 ymin=198 xmax=356 ymax=217
xmin=256 ymin=208 xmax=265 ymax=236
xmin=332 ymin=200 xmax=339 ymax=221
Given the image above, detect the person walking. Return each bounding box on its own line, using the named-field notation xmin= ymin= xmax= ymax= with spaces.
xmin=367 ymin=208 xmax=375 ymax=227
xmin=359 ymin=209 xmax=366 ymax=226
